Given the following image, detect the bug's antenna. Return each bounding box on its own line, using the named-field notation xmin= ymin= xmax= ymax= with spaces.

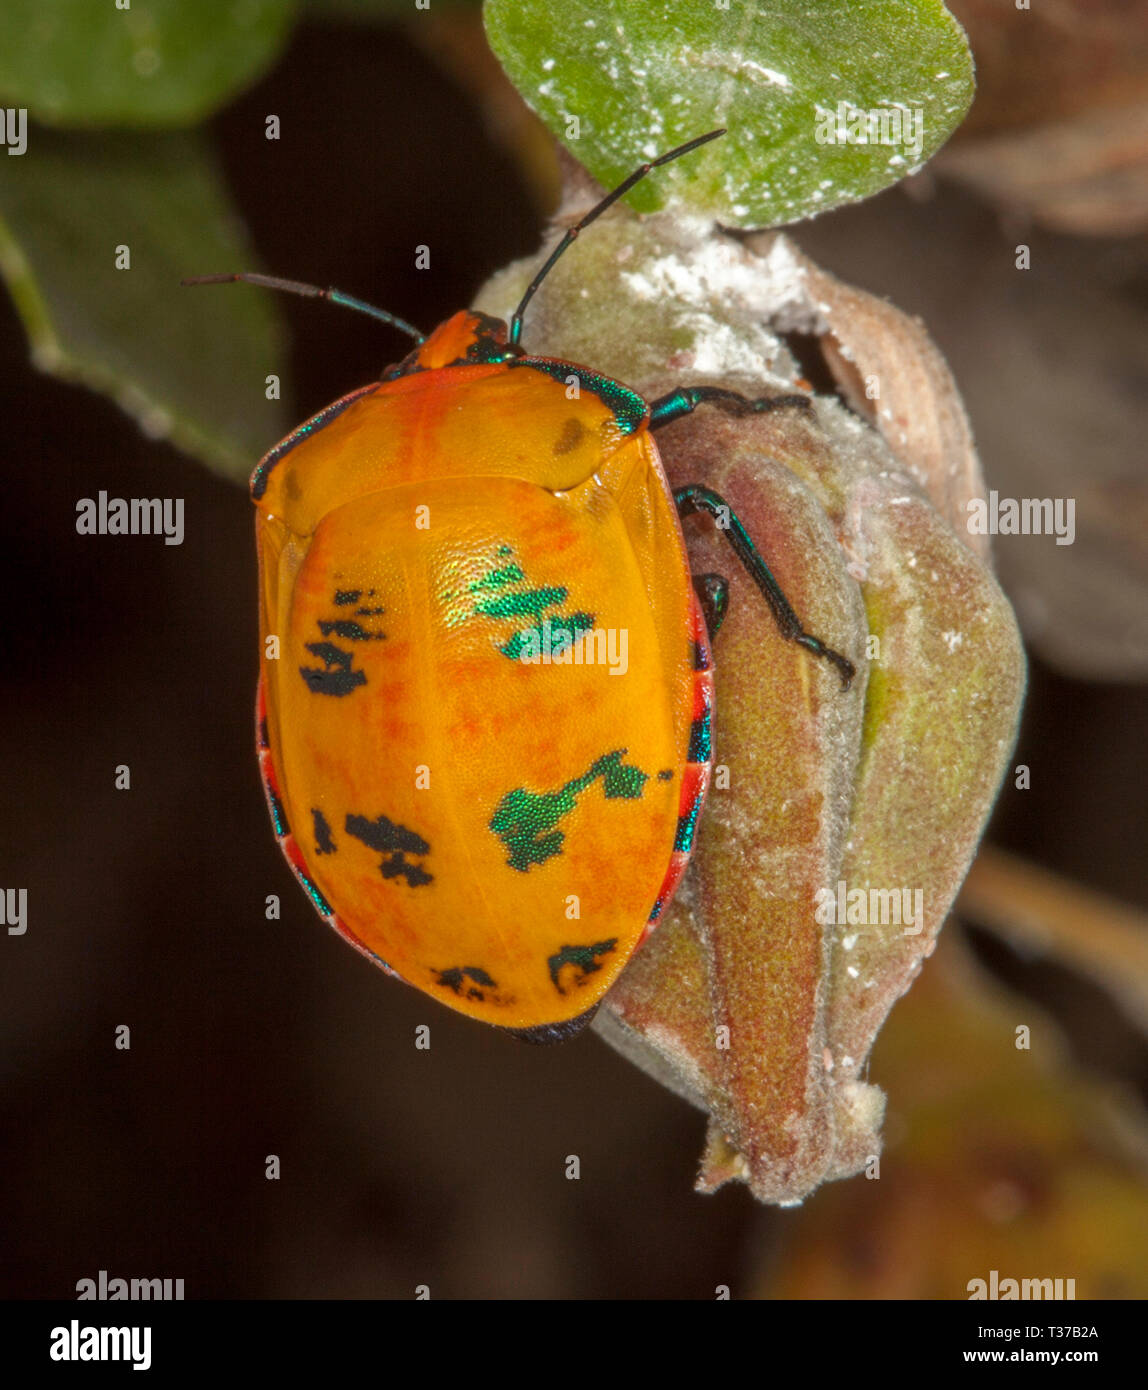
xmin=508 ymin=128 xmax=725 ymax=349
xmin=181 ymin=272 xmax=426 ymax=344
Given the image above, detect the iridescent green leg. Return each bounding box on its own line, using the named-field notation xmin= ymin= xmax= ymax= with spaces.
xmin=650 ymin=385 xmax=812 ymax=428
xmin=674 ymin=484 xmax=855 ymax=689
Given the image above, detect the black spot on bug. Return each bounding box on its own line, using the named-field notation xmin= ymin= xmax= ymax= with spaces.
xmin=657 ymin=768 xmax=674 ymax=780
xmin=462 ymin=317 xmax=515 ymax=365
xmin=313 ymin=808 xmax=336 ymax=855
xmin=336 ymin=588 xmax=385 ymax=618
xmin=305 ymin=641 xmax=350 ymax=668
xmin=298 ymin=588 xmax=386 ymax=695
xmin=434 ymin=965 xmax=497 ymax=999
xmin=317 ymin=618 xmax=385 ymax=642
xmin=382 ymin=855 xmax=432 ymax=888
xmin=345 ymin=813 xmax=433 ymax=887
xmin=299 ymin=642 xmax=367 ymax=696
xmin=553 ymin=417 xmax=585 ymax=455
xmin=547 ymin=939 xmax=617 ymax=994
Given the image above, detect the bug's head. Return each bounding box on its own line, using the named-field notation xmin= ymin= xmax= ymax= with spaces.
xmin=383 ymin=310 xmax=520 ymax=380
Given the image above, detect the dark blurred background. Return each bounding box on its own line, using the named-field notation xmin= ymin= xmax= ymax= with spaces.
xmin=1 ymin=17 xmax=1145 ymax=1298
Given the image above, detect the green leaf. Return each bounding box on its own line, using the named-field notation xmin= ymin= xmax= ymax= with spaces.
xmin=0 ymin=0 xmax=298 ymax=128
xmin=484 ymin=0 xmax=974 ymax=227
xmin=0 ymin=130 xmax=288 ymax=482
xmin=306 ymin=0 xmax=479 ymax=17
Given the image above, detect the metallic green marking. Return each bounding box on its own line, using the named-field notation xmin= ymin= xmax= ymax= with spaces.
xmin=266 ymin=785 xmax=288 ymax=839
xmin=475 ymin=585 xmax=567 ymax=620
xmin=687 ymin=707 xmax=712 ymax=764
xmin=489 ymin=750 xmax=649 ymax=872
xmin=296 ymin=870 xmax=334 ymax=919
xmin=547 ymin=940 xmax=618 ymax=994
xmin=509 ymin=358 xmax=647 ymax=436
xmin=455 ymin=546 xmax=598 ymax=660
xmin=499 ymin=610 xmax=593 ymax=661
xmin=468 ymin=564 xmax=525 ymax=593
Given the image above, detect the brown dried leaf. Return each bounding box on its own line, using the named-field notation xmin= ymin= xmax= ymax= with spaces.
xmin=476 ymin=200 xmax=1024 ymax=1204
xmin=791 ymin=181 xmax=1148 ymax=681
xmin=745 ymin=233 xmax=989 ymax=558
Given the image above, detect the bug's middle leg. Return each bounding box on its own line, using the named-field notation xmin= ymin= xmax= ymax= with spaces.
xmin=692 ymin=572 xmax=730 ymax=640
xmin=675 ymin=484 xmax=855 ymax=689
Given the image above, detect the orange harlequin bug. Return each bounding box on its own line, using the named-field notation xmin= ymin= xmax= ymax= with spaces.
xmin=186 ymin=130 xmax=854 ymax=1043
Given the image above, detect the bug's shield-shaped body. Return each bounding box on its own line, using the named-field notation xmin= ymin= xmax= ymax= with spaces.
xmin=254 ymin=313 xmax=710 ymax=1030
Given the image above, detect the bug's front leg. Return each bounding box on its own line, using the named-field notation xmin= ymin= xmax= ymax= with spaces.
xmin=649 ymin=384 xmax=812 ymax=429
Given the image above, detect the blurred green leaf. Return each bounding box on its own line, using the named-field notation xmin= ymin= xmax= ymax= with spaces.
xmin=0 ymin=0 xmax=298 ymax=128
xmin=484 ymin=0 xmax=974 ymax=227
xmin=306 ymin=0 xmax=479 ymax=17
xmin=305 ymin=0 xmax=403 ymax=16
xmin=0 ymin=130 xmax=288 ymax=482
